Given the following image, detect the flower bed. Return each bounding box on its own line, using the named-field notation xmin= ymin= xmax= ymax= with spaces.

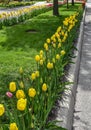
xmin=0 ymin=2 xmax=66 ymax=29
xmin=0 ymin=4 xmax=54 ymax=29
xmin=0 ymin=6 xmax=83 ymax=130
xmin=0 ymin=1 xmax=35 ymax=8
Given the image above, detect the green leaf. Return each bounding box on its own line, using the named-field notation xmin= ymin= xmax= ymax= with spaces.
xmin=45 ymin=120 xmax=67 ymax=130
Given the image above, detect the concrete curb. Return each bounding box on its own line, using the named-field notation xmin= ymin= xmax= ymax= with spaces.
xmin=56 ymin=10 xmax=86 ymax=130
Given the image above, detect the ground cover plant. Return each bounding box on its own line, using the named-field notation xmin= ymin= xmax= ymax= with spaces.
xmin=0 ymin=3 xmax=83 ymax=130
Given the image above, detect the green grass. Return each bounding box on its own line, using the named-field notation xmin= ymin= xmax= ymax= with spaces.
xmin=0 ymin=3 xmax=82 ymax=86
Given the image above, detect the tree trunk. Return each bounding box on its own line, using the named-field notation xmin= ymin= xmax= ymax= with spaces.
xmin=72 ymin=0 xmax=74 ymax=6
xmin=5 ymin=0 xmax=10 ymax=5
xmin=53 ymin=0 xmax=59 ymax=16
xmin=67 ymin=0 xmax=69 ymax=8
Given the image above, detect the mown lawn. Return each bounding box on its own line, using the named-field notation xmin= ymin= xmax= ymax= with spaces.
xmin=0 ymin=3 xmax=82 ymax=86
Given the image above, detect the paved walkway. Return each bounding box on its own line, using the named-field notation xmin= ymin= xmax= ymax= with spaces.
xmin=0 ymin=1 xmax=49 ymax=14
xmin=72 ymin=2 xmax=91 ymax=130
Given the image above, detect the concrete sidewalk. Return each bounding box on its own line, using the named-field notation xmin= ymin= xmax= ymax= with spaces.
xmin=72 ymin=2 xmax=91 ymax=130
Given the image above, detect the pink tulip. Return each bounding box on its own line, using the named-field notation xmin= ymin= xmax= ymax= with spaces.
xmin=6 ymin=92 xmax=13 ymax=98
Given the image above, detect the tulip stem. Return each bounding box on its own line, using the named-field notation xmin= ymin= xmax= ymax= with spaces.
xmin=22 ymin=116 xmax=26 ymax=130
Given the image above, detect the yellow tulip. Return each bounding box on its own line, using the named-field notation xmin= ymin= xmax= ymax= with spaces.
xmin=9 ymin=123 xmax=18 ymax=130
xmin=61 ymin=50 xmax=66 ymax=56
xmin=31 ymin=73 xmax=36 ymax=80
xmin=9 ymin=82 xmax=16 ymax=92
xmin=16 ymin=90 xmax=25 ymax=99
xmin=47 ymin=62 xmax=53 ymax=69
xmin=40 ymin=50 xmax=43 ymax=55
xmin=52 ymin=58 xmax=55 ymax=63
xmin=19 ymin=81 xmax=24 ymax=88
xmin=28 ymin=88 xmax=36 ymax=98
xmin=46 ymin=38 xmax=51 ymax=44
xmin=44 ymin=43 xmax=48 ymax=51
xmin=58 ymin=43 xmax=61 ymax=48
xmin=19 ymin=67 xmax=23 ymax=74
xmin=35 ymin=71 xmax=39 ymax=77
xmin=0 ymin=104 xmax=5 ymax=116
xmin=40 ymin=60 xmax=44 ymax=65
xmin=17 ymin=98 xmax=27 ymax=111
xmin=52 ymin=43 xmax=56 ymax=48
xmin=35 ymin=55 xmax=40 ymax=62
xmin=56 ymin=54 xmax=60 ymax=60
xmin=42 ymin=83 xmax=47 ymax=92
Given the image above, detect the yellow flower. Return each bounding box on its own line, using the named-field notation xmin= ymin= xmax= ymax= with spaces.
xmin=31 ymin=73 xmax=36 ymax=80
xmin=42 ymin=83 xmax=47 ymax=92
xmin=63 ymin=21 xmax=68 ymax=26
xmin=56 ymin=54 xmax=60 ymax=60
xmin=40 ymin=59 xmax=44 ymax=65
xmin=47 ymin=62 xmax=53 ymax=69
xmin=35 ymin=55 xmax=40 ymax=62
xmin=19 ymin=81 xmax=24 ymax=88
xmin=57 ymin=26 xmax=61 ymax=31
xmin=58 ymin=43 xmax=61 ymax=48
xmin=62 ymin=36 xmax=66 ymax=42
xmin=55 ymin=32 xmax=60 ymax=38
xmin=61 ymin=31 xmax=64 ymax=36
xmin=46 ymin=38 xmax=51 ymax=44
xmin=9 ymin=123 xmax=18 ymax=130
xmin=68 ymin=25 xmax=73 ymax=31
xmin=44 ymin=43 xmax=47 ymax=48
xmin=28 ymin=88 xmax=36 ymax=98
xmin=52 ymin=43 xmax=56 ymax=48
xmin=35 ymin=71 xmax=39 ymax=77
xmin=45 ymin=46 xmax=49 ymax=51
xmin=65 ymin=32 xmax=68 ymax=37
xmin=61 ymin=50 xmax=66 ymax=56
xmin=16 ymin=90 xmax=25 ymax=99
xmin=44 ymin=43 xmax=48 ymax=51
xmin=51 ymin=35 xmax=55 ymax=40
xmin=40 ymin=78 xmax=43 ymax=84
xmin=17 ymin=98 xmax=27 ymax=111
xmin=58 ymin=38 xmax=61 ymax=43
xmin=19 ymin=67 xmax=23 ymax=74
xmin=40 ymin=54 xmax=43 ymax=59
xmin=40 ymin=50 xmax=43 ymax=55
xmin=53 ymin=38 xmax=56 ymax=43
xmin=52 ymin=58 xmax=55 ymax=63
xmin=31 ymin=123 xmax=34 ymax=128
xmin=9 ymin=82 xmax=16 ymax=92
xmin=0 ymin=104 xmax=5 ymax=116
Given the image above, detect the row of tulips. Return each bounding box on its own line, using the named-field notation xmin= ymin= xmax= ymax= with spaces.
xmin=0 ymin=1 xmax=35 ymax=8
xmin=0 ymin=4 xmax=52 ymax=29
xmin=0 ymin=7 xmax=83 ymax=130
xmin=0 ymin=1 xmax=67 ymax=29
